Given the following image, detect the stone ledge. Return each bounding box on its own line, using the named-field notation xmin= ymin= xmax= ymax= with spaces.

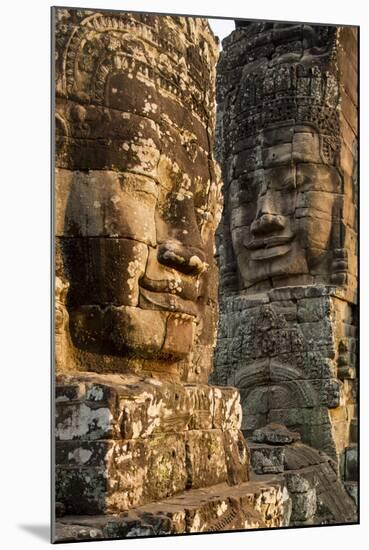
xmin=55 ymin=373 xmax=250 ymax=515
xmin=54 ymin=479 xmax=290 ymax=541
xmin=247 ymin=434 xmax=357 ymax=525
xmin=55 ymin=373 xmax=242 ymax=441
xmin=220 ymin=284 xmax=357 ymax=310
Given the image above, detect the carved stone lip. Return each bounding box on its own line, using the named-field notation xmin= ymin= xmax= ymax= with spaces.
xmin=250 ymin=243 xmax=292 ymax=261
xmin=245 ymin=234 xmax=294 ymax=250
xmin=139 ymin=275 xmax=199 ymax=302
xmin=139 ymin=286 xmax=198 ymax=318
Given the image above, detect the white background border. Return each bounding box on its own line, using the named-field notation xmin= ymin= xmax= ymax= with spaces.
xmin=1 ymin=0 xmax=367 ymax=548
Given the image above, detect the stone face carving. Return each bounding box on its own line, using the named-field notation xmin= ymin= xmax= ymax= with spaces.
xmin=54 ymin=9 xmax=255 ymax=537
xmin=55 ymin=9 xmax=222 ymax=382
xmin=214 ymin=21 xmax=358 ymax=499
xmin=216 ymin=23 xmax=357 ymax=297
xmin=229 ymin=124 xmax=342 ymax=289
xmin=54 ymin=10 xmax=358 ymax=538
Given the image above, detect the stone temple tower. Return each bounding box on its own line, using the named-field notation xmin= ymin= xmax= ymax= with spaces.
xmin=213 ymin=21 xmax=358 ymax=498
xmin=53 ymin=11 xmax=357 ymax=539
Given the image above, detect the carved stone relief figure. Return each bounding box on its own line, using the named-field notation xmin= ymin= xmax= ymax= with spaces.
xmin=216 ymin=22 xmax=357 ymax=298
xmin=55 ymin=10 xmax=222 ymax=381
xmin=229 ymin=123 xmax=343 ymax=291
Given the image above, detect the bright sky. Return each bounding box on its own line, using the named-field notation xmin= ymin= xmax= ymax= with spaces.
xmin=208 ymin=18 xmax=235 ymax=46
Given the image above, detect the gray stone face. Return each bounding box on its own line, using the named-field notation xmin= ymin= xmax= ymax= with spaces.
xmin=216 ymin=23 xmax=357 ymax=297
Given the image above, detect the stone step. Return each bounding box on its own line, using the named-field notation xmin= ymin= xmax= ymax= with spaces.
xmin=54 ymin=479 xmax=290 ymax=542
xmin=55 ymin=375 xmax=250 ymax=515
xmin=247 ymin=435 xmax=357 ymax=525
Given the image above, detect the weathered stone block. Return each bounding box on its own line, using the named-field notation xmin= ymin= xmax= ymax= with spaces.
xmin=253 ymin=423 xmax=301 ymax=445
xmin=249 ymin=445 xmax=285 ymax=474
xmin=55 ymin=466 xmax=108 ymax=515
xmin=296 ymin=297 xmax=330 ymax=323
xmin=286 ymin=473 xmax=313 ymax=493
xmin=144 ymin=434 xmax=188 ymax=501
xmin=55 ymin=383 xmax=86 ymax=403
xmin=55 ymin=373 xmax=253 ymax=516
xmin=213 ymin=387 xmax=242 ymax=430
xmin=56 ymin=440 xmax=114 ymax=467
xmin=223 ymin=429 xmax=249 ymax=484
xmin=186 ymin=385 xmax=213 ymax=430
xmin=54 ymin=478 xmax=295 ymax=540
xmin=290 ymin=488 xmax=317 ymax=522
xmin=56 ymin=434 xmax=188 ymax=514
xmin=185 ymin=430 xmax=228 ymax=488
xmin=55 ymin=402 xmax=120 ymax=441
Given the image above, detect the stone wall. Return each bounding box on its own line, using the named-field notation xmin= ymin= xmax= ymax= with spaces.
xmin=248 ymin=424 xmax=356 ymax=525
xmin=55 ymin=372 xmax=248 ymax=515
xmin=213 ymin=286 xmax=357 ymax=464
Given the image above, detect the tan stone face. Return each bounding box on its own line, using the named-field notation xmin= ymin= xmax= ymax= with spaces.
xmin=230 ymin=126 xmax=341 ymax=287
xmin=55 ymin=12 xmax=220 ymax=374
xmin=58 ymin=119 xmax=220 ymax=362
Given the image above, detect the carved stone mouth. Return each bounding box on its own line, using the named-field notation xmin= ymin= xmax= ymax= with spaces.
xmin=140 ymin=275 xmax=199 ymax=302
xmin=245 ymin=235 xmax=294 ymax=250
xmin=244 ymin=235 xmax=294 ymax=261
xmin=249 ymin=244 xmax=292 ymax=260
xmin=139 ymin=286 xmax=198 ymax=319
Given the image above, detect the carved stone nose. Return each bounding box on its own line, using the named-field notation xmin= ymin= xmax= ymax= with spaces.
xmin=251 ymin=214 xmax=286 ymax=236
xmin=157 ymin=240 xmax=207 ymax=275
